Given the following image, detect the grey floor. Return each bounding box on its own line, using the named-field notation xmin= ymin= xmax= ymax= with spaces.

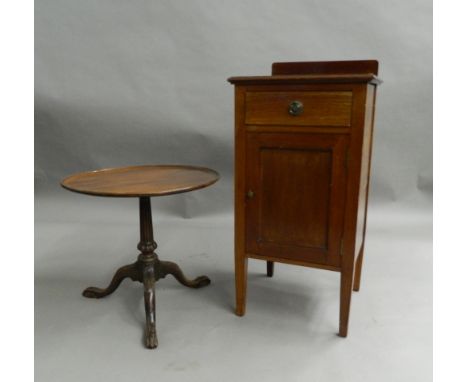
xmin=35 ymin=193 xmax=432 ymax=382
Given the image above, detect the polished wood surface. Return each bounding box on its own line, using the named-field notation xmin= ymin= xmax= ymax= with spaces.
xmin=245 ymin=91 xmax=352 ymax=126
xmin=245 ymin=133 xmax=348 ymax=267
xmin=61 ymin=165 xmax=219 ymax=197
xmin=62 ymin=166 xmax=218 ymax=348
xmin=228 ymin=73 xmax=382 ymax=86
xmin=230 ymin=60 xmax=380 ymax=337
xmin=353 ymin=84 xmax=377 ymax=293
xmin=271 ymin=60 xmax=379 ymax=76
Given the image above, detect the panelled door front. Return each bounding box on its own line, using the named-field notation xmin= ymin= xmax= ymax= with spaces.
xmin=245 ymin=132 xmax=349 ymax=267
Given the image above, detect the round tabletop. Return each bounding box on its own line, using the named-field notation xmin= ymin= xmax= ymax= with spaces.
xmin=61 ymin=165 xmax=220 ymax=197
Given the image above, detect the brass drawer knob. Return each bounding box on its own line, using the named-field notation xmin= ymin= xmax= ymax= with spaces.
xmin=247 ymin=190 xmax=254 ymax=199
xmin=288 ymin=100 xmax=304 ymax=116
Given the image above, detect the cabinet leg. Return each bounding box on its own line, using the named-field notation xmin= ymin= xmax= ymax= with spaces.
xmin=339 ymin=270 xmax=354 ymax=337
xmin=353 ymin=246 xmax=364 ymax=292
xmin=235 ymin=256 xmax=248 ymax=316
xmin=266 ymin=261 xmax=274 ymax=277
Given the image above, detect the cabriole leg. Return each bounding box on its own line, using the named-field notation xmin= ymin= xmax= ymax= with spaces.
xmin=159 ymin=260 xmax=210 ymax=288
xmin=142 ymin=261 xmax=157 ymax=348
xmin=82 ymin=262 xmax=140 ymax=298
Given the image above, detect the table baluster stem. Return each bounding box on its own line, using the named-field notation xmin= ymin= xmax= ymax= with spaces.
xmin=138 ymin=197 xmax=158 ymax=348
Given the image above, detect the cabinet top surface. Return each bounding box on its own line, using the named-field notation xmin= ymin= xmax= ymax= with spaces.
xmin=61 ymin=165 xmax=220 ymax=198
xmin=228 ymin=60 xmax=382 ymax=86
xmin=228 ymin=73 xmax=382 ymax=86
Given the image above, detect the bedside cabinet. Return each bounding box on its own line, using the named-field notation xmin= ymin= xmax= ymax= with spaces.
xmin=228 ymin=60 xmax=381 ymax=336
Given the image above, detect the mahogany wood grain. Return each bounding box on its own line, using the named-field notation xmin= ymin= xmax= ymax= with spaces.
xmin=353 ymin=246 xmax=365 ymax=292
xmin=338 ymin=84 xmax=368 ymax=337
xmin=245 ymin=91 xmax=352 ymax=126
xmin=230 ymin=60 xmax=381 ymax=336
xmin=228 ymin=73 xmax=382 ymax=86
xmin=62 ymin=166 xmax=218 ymax=348
xmin=272 ymin=60 xmax=379 ymax=76
xmin=245 ymin=133 xmax=348 ymax=267
xmin=245 ymin=125 xmax=351 ymax=134
xmin=61 ymin=165 xmax=219 ymax=197
xmin=234 ymin=85 xmax=249 ymax=316
xmin=353 ymin=84 xmax=378 ymax=292
xmin=248 ymin=253 xmax=341 ymax=272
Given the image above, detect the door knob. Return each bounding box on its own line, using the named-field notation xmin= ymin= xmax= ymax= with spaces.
xmin=288 ymin=100 xmax=304 ymax=116
xmin=246 ymin=190 xmax=254 ymax=199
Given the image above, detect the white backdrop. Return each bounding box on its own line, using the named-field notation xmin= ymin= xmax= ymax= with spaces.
xmin=35 ymin=0 xmax=432 ymax=210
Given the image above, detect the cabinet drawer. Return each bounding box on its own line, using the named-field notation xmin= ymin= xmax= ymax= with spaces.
xmin=245 ymin=91 xmax=352 ymax=126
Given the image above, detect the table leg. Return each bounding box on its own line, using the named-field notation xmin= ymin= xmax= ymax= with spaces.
xmin=159 ymin=260 xmax=210 ymax=288
xmin=81 ymin=196 xmax=210 ymax=348
xmin=143 ymin=261 xmax=158 ymax=348
xmin=82 ymin=262 xmax=140 ymax=298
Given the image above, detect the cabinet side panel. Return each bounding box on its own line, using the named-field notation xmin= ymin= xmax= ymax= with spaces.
xmin=234 ymin=86 xmax=247 ymax=260
xmin=354 ymin=85 xmax=377 ymax=258
xmin=341 ymin=85 xmax=367 ymax=270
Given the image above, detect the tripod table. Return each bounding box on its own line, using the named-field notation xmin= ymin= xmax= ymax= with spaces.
xmin=61 ymin=165 xmax=219 ymax=348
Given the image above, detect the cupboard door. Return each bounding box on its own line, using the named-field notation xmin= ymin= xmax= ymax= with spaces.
xmin=245 ymin=133 xmax=348 ymax=267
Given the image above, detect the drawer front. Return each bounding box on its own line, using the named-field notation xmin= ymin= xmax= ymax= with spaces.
xmin=245 ymin=91 xmax=352 ymax=126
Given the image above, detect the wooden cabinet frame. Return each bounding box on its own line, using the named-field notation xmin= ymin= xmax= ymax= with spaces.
xmin=229 ymin=61 xmax=381 ymax=337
